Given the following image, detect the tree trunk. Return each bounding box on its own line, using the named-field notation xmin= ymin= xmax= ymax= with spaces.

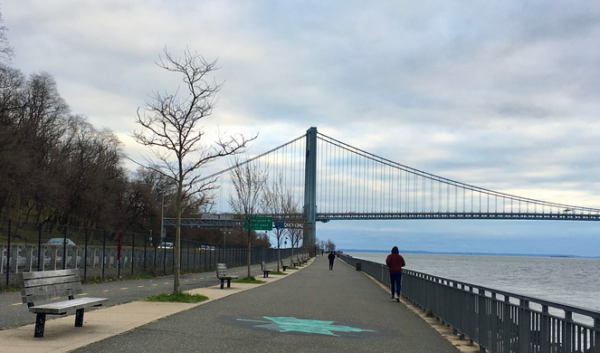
xmin=173 ymin=185 xmax=183 ymax=295
xmin=247 ymin=228 xmax=251 ymax=278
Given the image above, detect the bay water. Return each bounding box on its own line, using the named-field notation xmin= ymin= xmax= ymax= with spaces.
xmin=345 ymin=252 xmax=600 ymax=314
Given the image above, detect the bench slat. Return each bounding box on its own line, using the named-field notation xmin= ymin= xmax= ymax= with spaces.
xmin=20 ymin=270 xmax=85 ymax=304
xmin=22 ymin=269 xmax=79 ymax=280
xmin=22 ymin=286 xmax=84 ymax=304
xmin=29 ymin=297 xmax=108 ymax=314
xmin=23 ymin=275 xmax=81 ymax=288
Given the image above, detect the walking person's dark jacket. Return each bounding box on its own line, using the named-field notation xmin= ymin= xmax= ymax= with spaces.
xmin=328 ymin=252 xmax=335 ymax=270
xmin=386 ymin=249 xmax=405 ymax=272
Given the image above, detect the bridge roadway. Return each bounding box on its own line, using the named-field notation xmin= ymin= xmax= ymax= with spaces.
xmin=0 ymin=256 xmax=460 ymax=353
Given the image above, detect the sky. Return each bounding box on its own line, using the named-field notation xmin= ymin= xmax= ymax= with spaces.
xmin=3 ymin=1 xmax=600 ymax=256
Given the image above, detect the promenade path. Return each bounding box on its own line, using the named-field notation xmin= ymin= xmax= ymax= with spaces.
xmin=1 ymin=256 xmax=462 ymax=353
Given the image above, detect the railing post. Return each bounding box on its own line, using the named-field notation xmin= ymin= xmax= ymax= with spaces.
xmin=490 ymin=293 xmax=498 ymax=351
xmin=503 ymin=296 xmax=511 ymax=351
xmin=541 ymin=305 xmax=550 ymax=353
xmin=564 ymin=311 xmax=573 ymax=353
xmin=593 ymin=318 xmax=599 ymax=353
xmin=519 ymin=299 xmax=531 ymax=353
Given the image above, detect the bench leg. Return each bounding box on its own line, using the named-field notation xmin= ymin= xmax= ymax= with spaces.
xmin=227 ymin=279 xmax=231 ymax=288
xmin=34 ymin=313 xmax=46 ymax=338
xmin=75 ymin=309 xmax=84 ymax=327
xmin=263 ymin=271 xmax=267 ymax=278
xmin=220 ymin=279 xmax=224 ymax=289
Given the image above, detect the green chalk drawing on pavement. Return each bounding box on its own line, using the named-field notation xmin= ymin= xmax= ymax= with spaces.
xmin=237 ymin=316 xmax=376 ymax=336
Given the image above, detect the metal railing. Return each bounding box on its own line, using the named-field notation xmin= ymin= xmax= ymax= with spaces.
xmin=339 ymin=253 xmax=600 ymax=353
xmin=1 ymin=218 xmax=305 ymax=287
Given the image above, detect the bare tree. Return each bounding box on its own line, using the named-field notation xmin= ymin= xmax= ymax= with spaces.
xmin=229 ymin=158 xmax=268 ymax=278
xmin=285 ymin=195 xmax=304 ymax=263
xmin=132 ymin=48 xmax=254 ymax=294
xmin=262 ymin=174 xmax=293 ymax=271
xmin=0 ymin=11 xmax=13 ymax=64
xmin=325 ymin=239 xmax=336 ymax=252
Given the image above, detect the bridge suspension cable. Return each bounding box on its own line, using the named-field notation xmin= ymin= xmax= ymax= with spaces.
xmin=195 ymin=127 xmax=600 ymax=223
xmin=315 ymin=131 xmax=600 ymax=221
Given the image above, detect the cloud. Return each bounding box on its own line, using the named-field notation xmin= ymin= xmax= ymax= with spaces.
xmin=4 ymin=0 xmax=600 ymax=255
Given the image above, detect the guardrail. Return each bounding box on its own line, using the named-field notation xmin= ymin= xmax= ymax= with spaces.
xmin=338 ymin=253 xmax=600 ymax=353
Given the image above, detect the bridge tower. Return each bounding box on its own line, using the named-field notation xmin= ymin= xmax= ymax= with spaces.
xmin=303 ymin=127 xmax=318 ymax=252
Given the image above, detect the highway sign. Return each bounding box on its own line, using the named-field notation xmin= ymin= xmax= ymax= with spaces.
xmin=244 ymin=216 xmax=273 ymax=230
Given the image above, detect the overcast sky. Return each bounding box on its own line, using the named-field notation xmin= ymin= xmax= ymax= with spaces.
xmin=4 ymin=1 xmax=600 ymax=256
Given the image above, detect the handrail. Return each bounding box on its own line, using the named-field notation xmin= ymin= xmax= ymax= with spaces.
xmin=338 ymin=253 xmax=600 ymax=353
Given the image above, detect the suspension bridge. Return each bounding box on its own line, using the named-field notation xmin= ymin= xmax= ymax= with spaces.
xmin=166 ymin=127 xmax=600 ymax=247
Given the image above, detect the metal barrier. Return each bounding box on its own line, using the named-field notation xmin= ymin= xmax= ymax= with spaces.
xmin=339 ymin=253 xmax=600 ymax=353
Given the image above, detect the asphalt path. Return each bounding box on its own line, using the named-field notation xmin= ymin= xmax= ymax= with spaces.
xmin=0 ymin=262 xmax=268 ymax=331
xmin=69 ymin=256 xmax=459 ymax=353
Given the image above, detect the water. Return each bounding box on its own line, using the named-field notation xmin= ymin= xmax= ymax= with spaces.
xmin=346 ymin=252 xmax=600 ymax=313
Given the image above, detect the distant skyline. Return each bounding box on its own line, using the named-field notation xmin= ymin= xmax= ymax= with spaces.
xmin=4 ymin=1 xmax=600 ymax=256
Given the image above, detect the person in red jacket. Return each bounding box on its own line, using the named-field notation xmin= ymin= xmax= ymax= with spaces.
xmin=385 ymin=246 xmax=406 ymax=301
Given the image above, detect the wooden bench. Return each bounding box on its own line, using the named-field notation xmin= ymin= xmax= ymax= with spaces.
xmin=279 ymin=259 xmax=287 ymax=272
xmin=260 ymin=261 xmax=274 ymax=278
xmin=216 ymin=263 xmax=239 ymax=289
xmin=20 ymin=269 xmax=107 ymax=338
xmin=292 ymin=256 xmax=301 ymax=267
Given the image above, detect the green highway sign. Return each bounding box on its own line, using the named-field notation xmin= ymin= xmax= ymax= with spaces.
xmin=244 ymin=216 xmax=273 ymax=231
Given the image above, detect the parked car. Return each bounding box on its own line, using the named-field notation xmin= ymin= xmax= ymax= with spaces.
xmin=199 ymin=245 xmax=215 ymax=251
xmin=45 ymin=238 xmax=76 ymax=246
xmin=158 ymin=242 xmax=174 ymax=249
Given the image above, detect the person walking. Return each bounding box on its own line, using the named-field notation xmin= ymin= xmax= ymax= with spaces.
xmin=328 ymin=251 xmax=335 ymax=270
xmin=385 ymin=246 xmax=406 ymax=301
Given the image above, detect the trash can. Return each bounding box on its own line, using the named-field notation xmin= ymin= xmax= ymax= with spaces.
xmin=356 ymin=263 xmax=361 ymax=271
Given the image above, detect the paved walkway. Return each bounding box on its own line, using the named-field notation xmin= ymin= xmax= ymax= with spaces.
xmin=0 ymin=256 xmax=464 ymax=353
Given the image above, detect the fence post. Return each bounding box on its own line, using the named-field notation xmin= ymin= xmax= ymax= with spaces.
xmin=144 ymin=231 xmax=148 ymax=273
xmin=63 ymin=226 xmax=69 ymax=269
xmin=5 ymin=219 xmax=10 ymax=286
xmin=84 ymin=228 xmax=88 ymax=282
xmin=187 ymin=240 xmax=190 ymax=272
xmin=37 ymin=223 xmax=42 ymax=271
xmin=153 ymin=237 xmax=157 ymax=273
xmin=162 ymin=244 xmax=166 ymax=275
xmin=131 ymin=231 xmax=135 ymax=276
xmin=102 ymin=230 xmax=106 ymax=280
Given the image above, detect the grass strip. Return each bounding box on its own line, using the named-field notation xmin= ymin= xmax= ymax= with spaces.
xmin=270 ymin=271 xmax=287 ymax=275
xmin=232 ymin=276 xmax=266 ymax=284
xmin=146 ymin=292 xmax=209 ymax=303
